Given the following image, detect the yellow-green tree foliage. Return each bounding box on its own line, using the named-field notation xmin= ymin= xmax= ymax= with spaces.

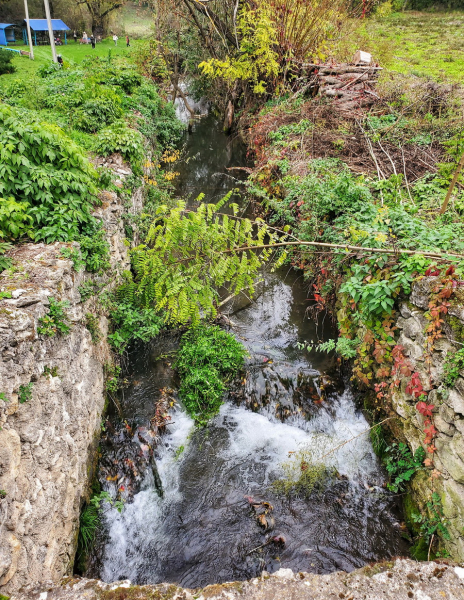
xmin=128 ymin=192 xmax=288 ymax=325
xmin=199 ymin=0 xmax=364 ymax=92
xmin=199 ymin=2 xmax=279 ymax=94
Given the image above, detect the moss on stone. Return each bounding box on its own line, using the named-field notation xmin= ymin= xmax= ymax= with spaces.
xmin=446 ymin=316 xmax=464 ymax=343
xmin=410 ymin=536 xmax=431 ymax=561
xmin=201 ymin=582 xmax=244 ymax=597
xmin=361 ymin=561 xmax=394 ymax=577
xmin=98 ymin=584 xmax=184 ymax=600
xmin=0 ymin=594 xmax=10 ymax=600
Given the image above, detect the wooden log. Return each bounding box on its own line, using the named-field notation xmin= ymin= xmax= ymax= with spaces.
xmin=319 ymin=66 xmax=382 ymax=75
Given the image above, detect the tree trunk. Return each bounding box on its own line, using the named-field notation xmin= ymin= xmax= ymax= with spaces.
xmin=92 ymin=14 xmax=105 ymax=38
xmin=223 ymin=100 xmax=234 ymax=133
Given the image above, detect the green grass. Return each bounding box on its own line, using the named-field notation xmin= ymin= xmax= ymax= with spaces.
xmin=336 ymin=10 xmax=464 ymax=82
xmin=0 ymin=38 xmax=143 ymax=85
xmin=109 ymin=2 xmax=154 ymax=38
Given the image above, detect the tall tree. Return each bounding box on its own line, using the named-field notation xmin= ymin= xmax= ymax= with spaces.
xmin=76 ymin=0 xmax=123 ymax=36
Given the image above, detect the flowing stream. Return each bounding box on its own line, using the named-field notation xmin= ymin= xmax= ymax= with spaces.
xmin=87 ymin=105 xmax=409 ymax=587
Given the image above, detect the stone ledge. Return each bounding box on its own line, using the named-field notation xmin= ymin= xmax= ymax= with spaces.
xmin=10 ymin=559 xmax=464 ymax=600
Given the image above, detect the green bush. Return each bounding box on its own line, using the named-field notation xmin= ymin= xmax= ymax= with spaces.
xmin=0 ymin=50 xmax=16 ymax=76
xmin=78 ymin=222 xmax=111 ymax=273
xmin=0 ymin=241 xmax=12 ymax=272
xmin=0 ymin=105 xmax=98 ymax=243
xmin=74 ymin=97 xmax=124 ymax=133
xmin=176 ymin=324 xmax=247 ymax=425
xmin=125 ymin=84 xmax=185 ymax=148
xmin=108 ymin=300 xmax=163 ymax=353
xmin=93 ymin=121 xmax=144 ymax=167
xmin=0 ymin=197 xmax=33 ymax=240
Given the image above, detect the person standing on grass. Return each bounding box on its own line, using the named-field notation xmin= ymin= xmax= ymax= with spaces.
xmin=73 ymin=30 xmax=77 ymax=43
xmin=113 ymin=34 xmax=118 ymax=46
xmin=82 ymin=31 xmax=88 ymax=43
xmin=90 ymin=33 xmax=95 ymax=49
xmin=126 ymin=35 xmax=130 ymax=47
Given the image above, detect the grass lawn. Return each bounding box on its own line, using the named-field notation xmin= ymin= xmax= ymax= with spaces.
xmin=0 ymin=37 xmax=144 ymax=85
xmin=351 ymin=10 xmax=464 ymax=82
xmin=109 ymin=2 xmax=154 ymax=38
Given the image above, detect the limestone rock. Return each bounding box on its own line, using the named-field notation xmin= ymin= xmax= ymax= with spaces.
xmin=0 ymin=192 xmax=133 ymax=595
xmin=11 ymin=560 xmax=464 ymax=600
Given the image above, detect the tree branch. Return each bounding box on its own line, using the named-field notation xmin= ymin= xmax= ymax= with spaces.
xmin=100 ymin=2 xmax=123 ymax=19
xmin=187 ymin=0 xmax=237 ymax=46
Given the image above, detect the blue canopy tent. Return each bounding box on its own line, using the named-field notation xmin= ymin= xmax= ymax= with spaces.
xmin=0 ymin=24 xmax=16 ymax=46
xmin=22 ymin=19 xmax=70 ymax=46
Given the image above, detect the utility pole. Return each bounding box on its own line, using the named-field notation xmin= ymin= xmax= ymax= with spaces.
xmin=43 ymin=0 xmax=57 ymax=63
xmin=24 ymin=0 xmax=34 ymax=60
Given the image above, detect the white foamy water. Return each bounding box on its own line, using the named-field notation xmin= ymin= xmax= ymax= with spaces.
xmin=174 ymin=82 xmax=209 ymax=123
xmin=100 ymin=389 xmax=380 ymax=584
xmin=100 ymin=409 xmax=193 ymax=582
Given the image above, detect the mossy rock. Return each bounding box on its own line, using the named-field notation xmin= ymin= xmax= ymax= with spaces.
xmin=446 ymin=315 xmax=464 ymax=343
xmin=410 ymin=535 xmax=433 ymax=561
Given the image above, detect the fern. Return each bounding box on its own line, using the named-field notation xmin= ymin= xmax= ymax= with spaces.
xmin=130 ymin=194 xmax=289 ymax=325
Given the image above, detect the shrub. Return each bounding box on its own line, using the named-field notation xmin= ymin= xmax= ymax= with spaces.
xmin=0 ymin=51 xmax=16 ymax=76
xmin=0 ymin=241 xmax=12 ymax=272
xmin=37 ymin=297 xmax=71 ymax=337
xmin=73 ymin=97 xmax=123 ymax=133
xmin=0 ymin=197 xmax=33 ymax=240
xmin=127 ymin=84 xmax=185 ymax=148
xmin=0 ymin=105 xmax=98 ymax=243
xmin=442 ymin=348 xmax=464 ymax=388
xmin=93 ymin=122 xmax=144 ymax=167
xmin=176 ymin=324 xmax=247 ymax=425
xmin=78 ymin=222 xmax=111 ymax=273
xmin=108 ymin=300 xmax=163 ymax=353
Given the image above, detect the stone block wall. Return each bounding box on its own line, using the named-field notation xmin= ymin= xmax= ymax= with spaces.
xmin=392 ymin=277 xmax=464 ymax=560
xmin=0 ymin=189 xmax=131 ymax=595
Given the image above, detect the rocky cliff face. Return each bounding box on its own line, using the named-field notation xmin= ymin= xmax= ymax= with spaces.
xmin=392 ymin=278 xmax=464 ymax=560
xmin=0 ymin=190 xmax=129 ymax=595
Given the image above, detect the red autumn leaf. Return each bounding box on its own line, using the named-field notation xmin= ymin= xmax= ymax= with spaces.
xmin=439 ymin=288 xmax=453 ymax=299
xmin=416 ymin=401 xmax=435 ymax=418
xmin=405 ymin=372 xmax=423 ymax=397
xmin=423 ymin=458 xmax=433 ymax=467
xmin=425 ymin=267 xmax=440 ymax=277
xmin=445 ymin=265 xmax=455 ymax=276
xmin=424 ymin=424 xmax=437 ymax=436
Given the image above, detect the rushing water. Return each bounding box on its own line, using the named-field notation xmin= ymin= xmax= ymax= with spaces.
xmin=87 ymin=107 xmax=409 ymax=587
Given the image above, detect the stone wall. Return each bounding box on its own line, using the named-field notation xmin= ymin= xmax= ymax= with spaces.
xmin=392 ymin=278 xmax=464 ymax=560
xmin=0 ymin=189 xmax=130 ymax=595
xmin=11 ymin=559 xmax=464 ymax=600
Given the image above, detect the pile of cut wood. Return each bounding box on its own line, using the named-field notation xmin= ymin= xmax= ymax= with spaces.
xmin=301 ymin=52 xmax=382 ymax=113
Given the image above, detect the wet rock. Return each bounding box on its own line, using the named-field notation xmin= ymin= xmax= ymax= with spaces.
xmin=11 ymin=559 xmax=464 ymax=599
